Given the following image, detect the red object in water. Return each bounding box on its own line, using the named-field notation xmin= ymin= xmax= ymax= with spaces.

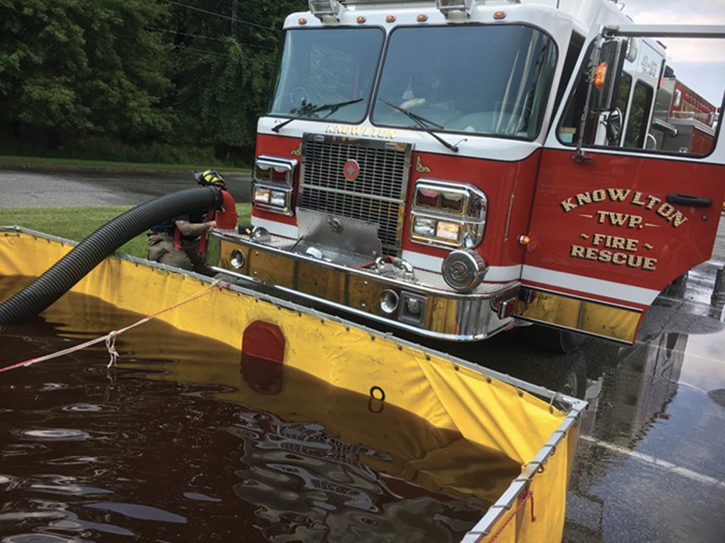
xmin=242 ymin=321 xmax=285 ymax=364
xmin=241 ymin=321 xmax=286 ymax=395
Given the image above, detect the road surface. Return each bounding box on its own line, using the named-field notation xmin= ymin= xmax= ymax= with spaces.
xmin=0 ymin=167 xmax=253 ymax=209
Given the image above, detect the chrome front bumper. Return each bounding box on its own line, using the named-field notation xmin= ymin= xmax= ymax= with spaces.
xmin=209 ymin=230 xmax=519 ymax=341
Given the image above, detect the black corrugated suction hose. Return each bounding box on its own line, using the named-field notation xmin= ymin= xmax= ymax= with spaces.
xmin=0 ymin=186 xmax=222 ymax=324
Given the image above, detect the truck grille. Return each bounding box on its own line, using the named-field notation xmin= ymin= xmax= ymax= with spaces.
xmin=299 ymin=134 xmax=411 ymax=255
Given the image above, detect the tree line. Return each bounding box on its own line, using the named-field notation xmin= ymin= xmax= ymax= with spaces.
xmin=0 ymin=0 xmax=307 ymax=164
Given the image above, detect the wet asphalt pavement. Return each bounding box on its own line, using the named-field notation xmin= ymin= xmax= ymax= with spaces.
xmin=1 ymin=167 xmax=724 ymax=542
xmin=0 ymin=167 xmax=253 ymax=208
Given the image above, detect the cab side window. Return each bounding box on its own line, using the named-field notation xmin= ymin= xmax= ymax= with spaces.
xmin=558 ymin=34 xmax=724 ymax=157
xmin=607 ymin=73 xmax=630 ymax=147
xmin=623 ymin=81 xmax=654 ymax=148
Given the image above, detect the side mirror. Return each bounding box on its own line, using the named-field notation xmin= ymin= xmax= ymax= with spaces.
xmin=590 ymin=38 xmax=626 ymax=113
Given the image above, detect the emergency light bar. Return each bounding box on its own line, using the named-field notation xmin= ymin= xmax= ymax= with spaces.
xmin=436 ymin=0 xmax=474 ymax=17
xmin=309 ymin=1 xmax=528 ymax=21
xmin=308 ymin=0 xmax=342 ymax=20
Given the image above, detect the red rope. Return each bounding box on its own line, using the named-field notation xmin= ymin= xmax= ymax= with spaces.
xmin=0 ymin=281 xmax=227 ymax=374
xmin=480 ymin=491 xmax=536 ymax=543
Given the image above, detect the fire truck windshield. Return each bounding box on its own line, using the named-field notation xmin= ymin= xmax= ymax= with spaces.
xmin=269 ymin=24 xmax=556 ymax=140
xmin=269 ymin=27 xmax=383 ymax=124
xmin=373 ymin=24 xmax=556 ymax=139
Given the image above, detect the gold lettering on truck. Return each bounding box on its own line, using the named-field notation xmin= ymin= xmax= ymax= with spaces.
xmin=325 ymin=124 xmax=399 ymax=140
xmin=560 ymin=188 xmax=688 ymax=228
xmin=556 ymin=187 xmax=685 ymax=272
xmin=569 ymin=244 xmax=657 ymax=271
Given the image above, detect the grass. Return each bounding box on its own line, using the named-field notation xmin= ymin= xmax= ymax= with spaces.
xmin=0 ymin=204 xmax=252 ymax=259
xmin=0 ymin=134 xmax=254 ymax=170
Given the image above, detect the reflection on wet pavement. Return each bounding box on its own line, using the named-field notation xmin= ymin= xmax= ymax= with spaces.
xmin=405 ymin=257 xmax=725 ymax=543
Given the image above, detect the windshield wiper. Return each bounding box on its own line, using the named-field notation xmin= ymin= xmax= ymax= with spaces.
xmin=271 ymin=98 xmax=363 ymax=133
xmin=378 ymin=98 xmax=458 ymax=153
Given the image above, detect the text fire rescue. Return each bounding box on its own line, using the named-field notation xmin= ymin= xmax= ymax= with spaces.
xmin=560 ymin=188 xmax=688 ymax=272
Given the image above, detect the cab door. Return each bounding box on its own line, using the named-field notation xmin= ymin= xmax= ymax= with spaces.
xmin=518 ymin=25 xmax=725 ymax=343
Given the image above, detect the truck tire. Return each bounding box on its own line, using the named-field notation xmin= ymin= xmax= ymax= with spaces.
xmin=549 ymin=359 xmax=587 ymax=399
xmin=524 ymin=325 xmax=586 ymax=354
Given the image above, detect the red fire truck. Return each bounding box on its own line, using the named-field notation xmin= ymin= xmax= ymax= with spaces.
xmin=651 ymin=73 xmax=719 ymax=155
xmin=211 ymin=0 xmax=725 ymax=346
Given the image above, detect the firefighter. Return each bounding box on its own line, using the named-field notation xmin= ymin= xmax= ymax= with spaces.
xmin=147 ymin=170 xmax=227 ymax=276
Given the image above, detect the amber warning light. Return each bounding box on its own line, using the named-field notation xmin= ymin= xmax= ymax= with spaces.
xmin=593 ymin=62 xmax=608 ymax=90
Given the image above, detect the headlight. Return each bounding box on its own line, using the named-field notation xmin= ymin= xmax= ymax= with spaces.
xmin=252 ymin=155 xmax=297 ymax=216
xmin=269 ymin=190 xmax=287 ymax=207
xmin=254 ymin=186 xmax=271 ymax=204
xmin=411 ymin=217 xmax=464 ymax=246
xmin=412 ymin=217 xmax=436 ymax=237
xmin=254 ymin=156 xmax=297 ymax=186
xmin=253 ymin=185 xmax=293 ymax=215
xmin=410 ymin=180 xmax=486 ymax=249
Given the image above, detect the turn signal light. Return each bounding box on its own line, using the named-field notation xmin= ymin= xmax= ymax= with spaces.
xmin=594 ymin=62 xmax=608 ymax=90
xmin=436 ymin=221 xmax=461 ymax=242
xmin=416 ymin=189 xmax=440 ymax=208
xmin=254 ymin=186 xmax=271 ymax=204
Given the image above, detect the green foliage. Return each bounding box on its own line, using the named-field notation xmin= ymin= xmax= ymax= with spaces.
xmin=48 ymin=134 xmax=218 ymax=165
xmin=166 ymin=0 xmax=305 ymax=157
xmin=0 ymin=0 xmax=308 ymax=162
xmin=1 ymin=0 xmax=174 ymax=143
xmin=191 ymin=39 xmax=276 ymax=152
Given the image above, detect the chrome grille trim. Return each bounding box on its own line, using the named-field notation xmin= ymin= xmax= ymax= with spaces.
xmin=299 ymin=184 xmax=402 ymax=205
xmin=299 ymin=134 xmax=411 ymax=255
